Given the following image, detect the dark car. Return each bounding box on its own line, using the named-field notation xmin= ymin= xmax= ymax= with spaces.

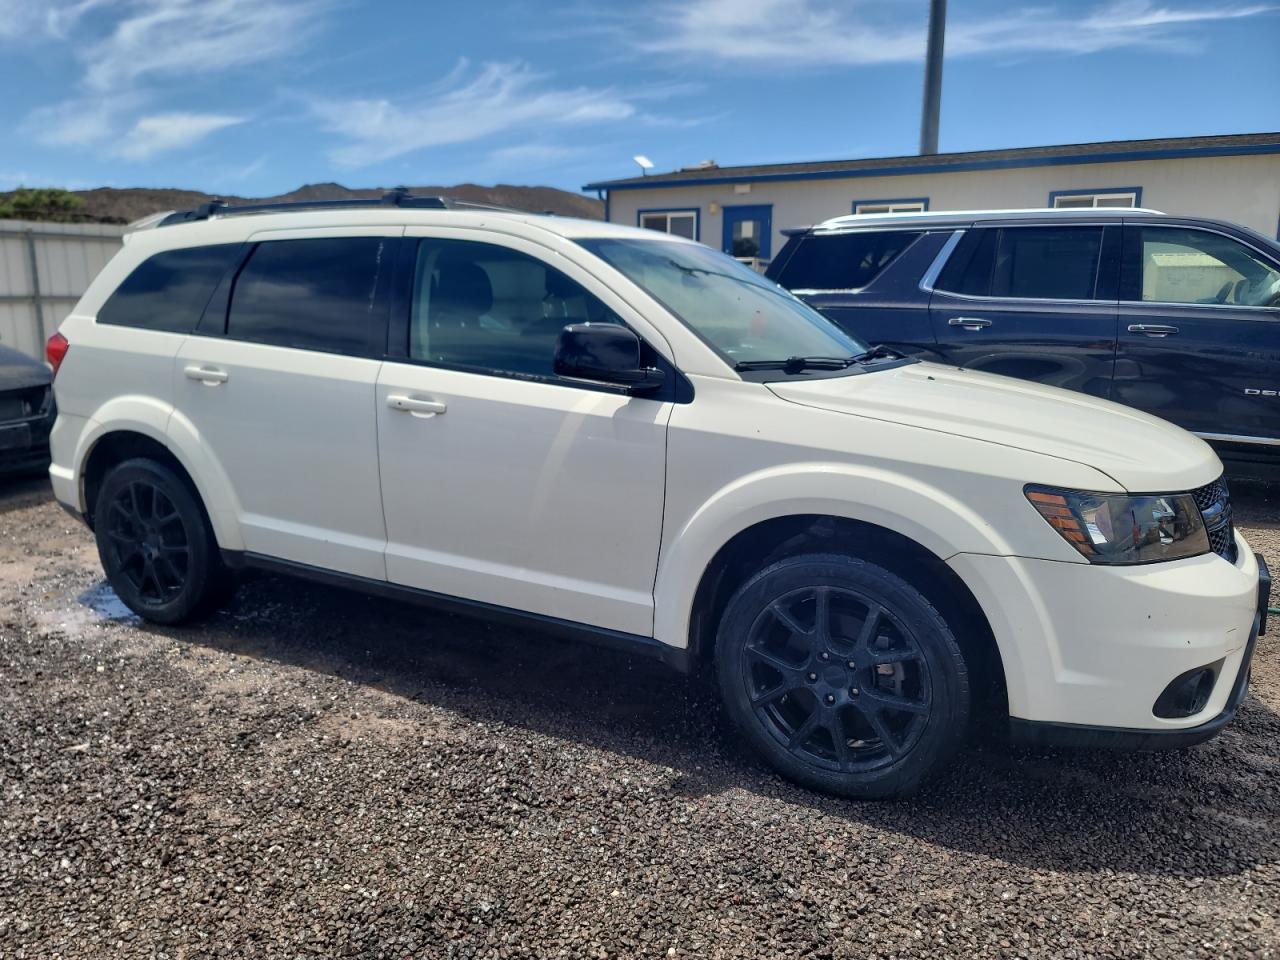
xmin=767 ymin=208 xmax=1280 ymax=471
xmin=0 ymin=344 xmax=55 ymax=474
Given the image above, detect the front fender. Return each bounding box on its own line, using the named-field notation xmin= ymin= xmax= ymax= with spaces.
xmin=652 ymin=462 xmax=1022 ymax=651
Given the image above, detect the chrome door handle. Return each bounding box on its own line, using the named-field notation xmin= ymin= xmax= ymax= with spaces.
xmin=184 ymin=364 xmax=229 ymax=384
xmin=1128 ymin=324 xmax=1179 ymax=338
xmin=387 ymin=394 xmax=447 ymax=417
xmin=948 ymin=316 xmax=992 ymax=331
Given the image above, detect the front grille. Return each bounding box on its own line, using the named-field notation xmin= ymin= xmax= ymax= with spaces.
xmin=0 ymin=385 xmax=50 ymax=424
xmin=1193 ymin=477 xmax=1236 ymax=563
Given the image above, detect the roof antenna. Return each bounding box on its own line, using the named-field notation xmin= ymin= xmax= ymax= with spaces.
xmin=381 ymin=186 xmax=411 ymax=206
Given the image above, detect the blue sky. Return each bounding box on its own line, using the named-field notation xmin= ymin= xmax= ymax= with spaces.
xmin=0 ymin=0 xmax=1277 ymax=198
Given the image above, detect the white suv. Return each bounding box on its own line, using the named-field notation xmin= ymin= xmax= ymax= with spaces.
xmin=46 ymin=194 xmax=1269 ymax=798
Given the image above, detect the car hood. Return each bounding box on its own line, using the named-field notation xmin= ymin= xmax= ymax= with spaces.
xmin=0 ymin=345 xmax=50 ymax=391
xmin=767 ymin=361 xmax=1220 ymax=492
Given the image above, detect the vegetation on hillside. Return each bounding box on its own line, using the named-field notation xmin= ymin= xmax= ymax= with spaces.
xmin=0 ymin=187 xmax=87 ymax=222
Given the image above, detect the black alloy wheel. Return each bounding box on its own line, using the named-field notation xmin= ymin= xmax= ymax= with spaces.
xmin=94 ymin=458 xmax=229 ymax=624
xmin=716 ymin=554 xmax=969 ymax=799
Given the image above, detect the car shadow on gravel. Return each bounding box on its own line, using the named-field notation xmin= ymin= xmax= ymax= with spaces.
xmin=79 ymin=566 xmax=1280 ymax=884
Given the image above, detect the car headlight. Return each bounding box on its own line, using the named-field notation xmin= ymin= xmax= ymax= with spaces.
xmin=1025 ymin=485 xmax=1209 ymax=564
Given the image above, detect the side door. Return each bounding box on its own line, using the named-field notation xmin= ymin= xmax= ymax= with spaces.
xmin=376 ymin=230 xmax=674 ymax=636
xmin=1114 ymin=222 xmax=1280 ymax=442
xmin=171 ymin=228 xmax=397 ymax=580
xmin=722 ymin=204 xmax=773 ymax=271
xmin=927 ymin=223 xmax=1120 ymax=398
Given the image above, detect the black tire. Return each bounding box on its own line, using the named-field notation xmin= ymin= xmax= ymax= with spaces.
xmin=715 ymin=553 xmax=969 ymax=799
xmin=93 ymin=457 xmax=230 ymax=624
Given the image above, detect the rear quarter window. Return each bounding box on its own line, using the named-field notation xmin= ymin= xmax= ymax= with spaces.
xmin=97 ymin=244 xmax=242 ymax=332
xmin=773 ymin=231 xmax=921 ymax=291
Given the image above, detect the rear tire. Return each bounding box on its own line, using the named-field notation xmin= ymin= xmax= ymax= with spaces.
xmin=93 ymin=457 xmax=230 ymax=624
xmin=715 ymin=553 xmax=969 ymax=799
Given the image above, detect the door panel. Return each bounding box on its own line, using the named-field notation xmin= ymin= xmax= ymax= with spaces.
xmin=928 ymin=294 xmax=1118 ymax=396
xmin=928 ymin=224 xmax=1119 ymax=398
xmin=172 ymin=339 xmax=387 ymax=577
xmin=722 ymin=204 xmax=773 ymax=264
xmin=1114 ymin=224 xmax=1280 ymax=439
xmin=376 ymin=365 xmax=670 ymax=634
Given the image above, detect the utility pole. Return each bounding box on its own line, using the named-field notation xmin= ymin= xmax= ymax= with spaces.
xmin=919 ymin=0 xmax=946 ymax=155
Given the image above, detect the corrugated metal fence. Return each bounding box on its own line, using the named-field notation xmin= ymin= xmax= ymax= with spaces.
xmin=0 ymin=220 xmax=124 ymax=360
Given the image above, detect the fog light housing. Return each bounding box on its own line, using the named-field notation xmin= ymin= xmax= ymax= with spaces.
xmin=1153 ymin=662 xmax=1222 ymax=719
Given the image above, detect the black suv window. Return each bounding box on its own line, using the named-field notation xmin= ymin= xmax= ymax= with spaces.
xmin=937 ymin=226 xmax=1105 ymax=300
xmin=410 ymin=239 xmax=625 ymax=377
xmin=1127 ymin=226 xmax=1280 ymax=306
xmin=98 ymin=244 xmax=241 ymax=332
xmin=773 ymin=231 xmax=921 ymax=291
xmin=226 ymin=237 xmax=387 ymax=354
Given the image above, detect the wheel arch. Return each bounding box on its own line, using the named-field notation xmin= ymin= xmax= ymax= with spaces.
xmin=76 ymin=413 xmax=242 ymax=551
xmin=683 ymin=513 xmax=1008 ymax=718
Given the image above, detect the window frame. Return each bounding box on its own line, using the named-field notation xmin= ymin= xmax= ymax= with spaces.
xmin=931 ymin=223 xmax=1121 ymax=304
xmin=851 ymin=197 xmax=929 ymax=215
xmin=636 ymin=208 xmax=700 ymax=241
xmin=385 ymin=234 xmax=690 ymax=403
xmin=1119 ymin=222 xmax=1280 ymax=310
xmin=1048 ymin=187 xmax=1141 ymax=210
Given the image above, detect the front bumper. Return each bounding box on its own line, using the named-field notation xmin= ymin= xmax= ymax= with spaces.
xmin=1009 ymin=552 xmax=1268 ymax=749
xmin=950 ymin=535 xmax=1265 ymax=734
xmin=0 ymin=403 xmax=55 ymax=474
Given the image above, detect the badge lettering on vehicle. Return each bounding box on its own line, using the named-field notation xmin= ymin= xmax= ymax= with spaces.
xmin=1245 ymin=389 xmax=1279 ymax=397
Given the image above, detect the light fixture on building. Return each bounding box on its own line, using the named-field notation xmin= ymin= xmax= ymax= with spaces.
xmin=633 ymin=155 xmax=654 ymax=176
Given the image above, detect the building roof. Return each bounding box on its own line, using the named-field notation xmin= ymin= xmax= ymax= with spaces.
xmin=583 ymin=131 xmax=1280 ymax=193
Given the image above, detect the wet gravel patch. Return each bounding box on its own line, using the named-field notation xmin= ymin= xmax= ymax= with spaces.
xmin=1 ymin=474 xmax=1278 ymax=958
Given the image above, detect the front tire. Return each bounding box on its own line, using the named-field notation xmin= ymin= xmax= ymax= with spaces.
xmin=94 ymin=457 xmax=229 ymax=624
xmin=715 ymin=553 xmax=969 ymax=799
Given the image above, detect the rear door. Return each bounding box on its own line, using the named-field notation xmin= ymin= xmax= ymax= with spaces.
xmin=769 ymin=228 xmax=937 ymax=355
xmin=1114 ymin=222 xmax=1280 ymax=441
xmin=172 ymin=229 xmax=397 ymax=580
xmin=927 ymin=223 xmax=1120 ymax=398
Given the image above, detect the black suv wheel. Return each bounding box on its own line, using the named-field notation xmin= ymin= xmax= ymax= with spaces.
xmin=94 ymin=457 xmax=230 ymax=624
xmin=716 ymin=553 xmax=970 ymax=799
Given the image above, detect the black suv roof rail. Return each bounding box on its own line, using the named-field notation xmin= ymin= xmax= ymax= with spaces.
xmin=156 ymin=188 xmax=522 ymax=227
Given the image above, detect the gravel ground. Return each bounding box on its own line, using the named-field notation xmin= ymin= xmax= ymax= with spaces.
xmin=1 ymin=474 xmax=1278 ymax=959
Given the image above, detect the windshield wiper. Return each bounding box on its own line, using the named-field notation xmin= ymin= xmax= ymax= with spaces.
xmin=733 ymin=356 xmax=853 ymax=373
xmin=850 ymin=343 xmax=905 ymax=363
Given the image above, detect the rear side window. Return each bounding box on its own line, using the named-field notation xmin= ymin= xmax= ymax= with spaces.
xmin=773 ymin=231 xmax=921 ymax=291
xmin=226 ymin=237 xmax=387 ymax=355
xmin=936 ymin=226 xmax=1104 ymax=300
xmin=97 ymin=244 xmax=241 ymax=332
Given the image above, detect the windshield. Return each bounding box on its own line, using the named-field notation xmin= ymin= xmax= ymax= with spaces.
xmin=577 ymin=237 xmax=867 ymax=365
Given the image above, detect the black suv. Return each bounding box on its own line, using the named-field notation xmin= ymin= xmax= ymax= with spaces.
xmin=767 ymin=209 xmax=1280 ymax=470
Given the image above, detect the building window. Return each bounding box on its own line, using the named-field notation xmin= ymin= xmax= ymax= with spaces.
xmin=638 ymin=209 xmax=698 ymax=240
xmin=1049 ymin=188 xmax=1141 ymax=209
xmin=852 ymin=198 xmax=928 ymax=215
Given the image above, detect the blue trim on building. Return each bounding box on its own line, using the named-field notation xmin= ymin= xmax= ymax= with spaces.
xmin=1047 ymin=186 xmax=1143 ymax=207
xmin=720 ymin=203 xmax=773 ymax=259
xmin=851 ymin=196 xmax=930 ymax=213
xmin=583 ymin=142 xmax=1280 ymax=192
xmin=636 ymin=207 xmax=700 ymax=240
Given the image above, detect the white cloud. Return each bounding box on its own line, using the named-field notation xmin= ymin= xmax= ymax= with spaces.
xmin=8 ymin=0 xmax=319 ymax=162
xmin=80 ymin=0 xmax=319 ymax=93
xmin=314 ymin=60 xmax=637 ymax=168
xmin=116 ymin=112 xmax=245 ymax=159
xmin=635 ymin=0 xmax=1274 ymax=65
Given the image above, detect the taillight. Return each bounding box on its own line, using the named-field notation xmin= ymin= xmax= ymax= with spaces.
xmin=46 ymin=332 xmax=70 ymax=379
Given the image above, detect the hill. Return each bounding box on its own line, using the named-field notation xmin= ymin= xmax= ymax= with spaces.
xmin=2 ymin=182 xmax=603 ymax=223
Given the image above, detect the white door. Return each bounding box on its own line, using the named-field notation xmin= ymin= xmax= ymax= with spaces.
xmin=377 ymin=232 xmax=673 ymax=635
xmin=171 ymin=230 xmax=397 ymax=580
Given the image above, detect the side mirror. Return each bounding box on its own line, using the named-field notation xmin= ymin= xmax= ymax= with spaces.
xmin=554 ymin=323 xmax=666 ymax=394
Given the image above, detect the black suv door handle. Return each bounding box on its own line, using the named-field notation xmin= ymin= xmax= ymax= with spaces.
xmin=1128 ymin=324 xmax=1180 ymax=338
xmin=948 ymin=316 xmax=992 ymax=331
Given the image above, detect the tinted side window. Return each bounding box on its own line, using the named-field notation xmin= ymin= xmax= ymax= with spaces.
xmin=98 ymin=244 xmax=241 ymax=332
xmin=937 ymin=227 xmax=1103 ymax=300
xmin=226 ymin=238 xmax=386 ymax=354
xmin=774 ymin=231 xmax=921 ymax=290
xmin=410 ymin=239 xmax=625 ymax=377
xmin=1132 ymin=227 xmax=1280 ymax=306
